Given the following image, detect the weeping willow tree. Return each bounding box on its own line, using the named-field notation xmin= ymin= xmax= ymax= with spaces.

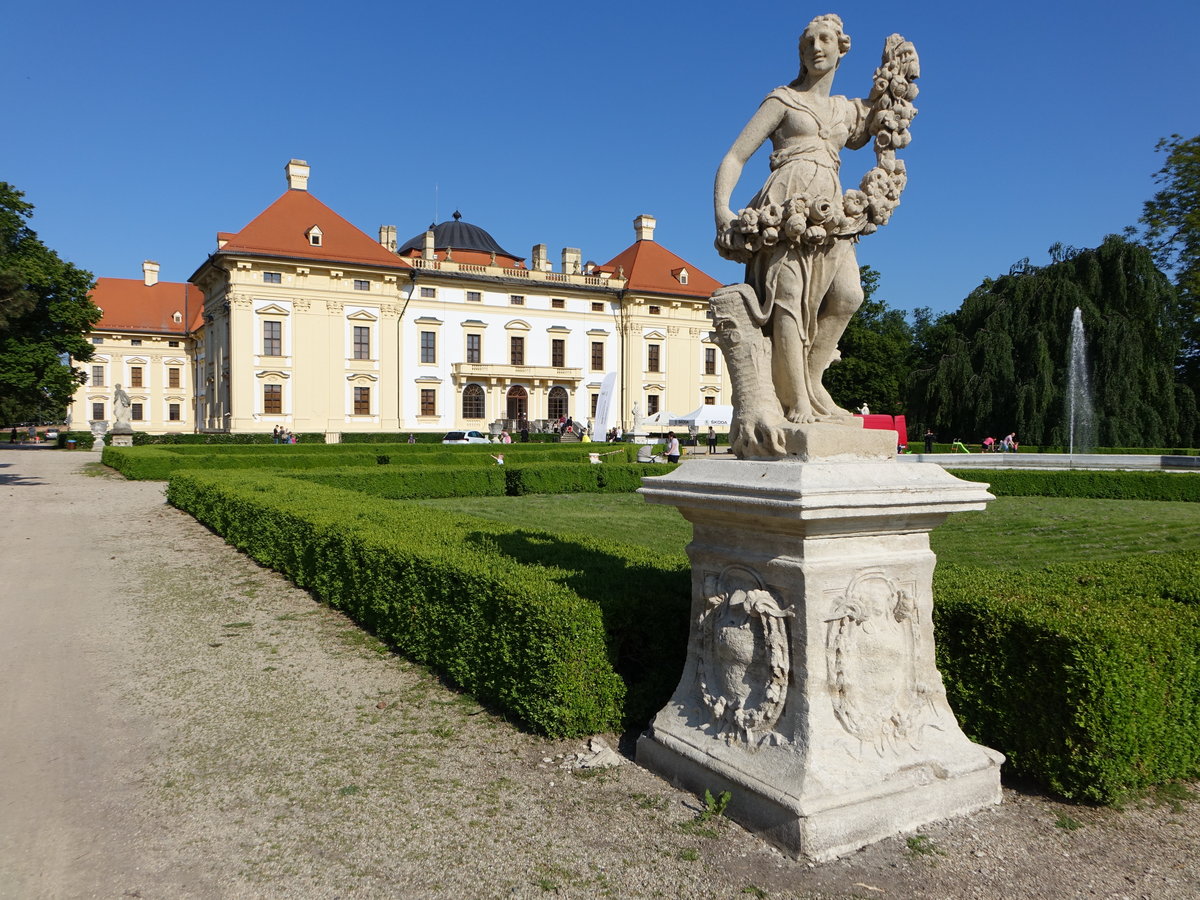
xmin=909 ymin=236 xmax=1196 ymax=447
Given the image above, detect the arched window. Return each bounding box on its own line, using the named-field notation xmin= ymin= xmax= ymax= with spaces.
xmin=547 ymin=386 xmax=569 ymax=421
xmin=506 ymin=385 xmax=528 ymax=421
xmin=462 ymin=384 xmax=485 ymax=419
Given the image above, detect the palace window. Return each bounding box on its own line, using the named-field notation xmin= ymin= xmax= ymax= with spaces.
xmin=92 ymin=402 xmax=104 ymax=420
xmin=264 ymin=384 xmax=282 ymax=415
xmin=420 ymin=389 xmax=436 ymax=416
xmin=169 ymin=403 xmax=181 ymax=421
xmin=648 ymin=305 xmax=661 ymax=315
xmin=92 ymin=337 xmax=103 ymax=345
xmin=705 ymin=347 xmax=717 ymax=375
xmin=705 ymin=396 xmax=716 ymax=405
xmin=91 ymin=365 xmax=105 ymax=387
xmin=263 ymin=320 xmax=282 ymax=356
xmin=591 ymin=302 xmax=603 ymax=312
xmin=466 ymin=291 xmax=482 ymax=302
xmin=462 ymin=384 xmax=485 ymax=419
xmin=354 ymin=326 xmax=371 ymax=360
xmin=168 ymin=341 xmax=179 ymax=347
xmin=551 ymin=338 xmax=565 ymax=367
xmin=131 ymin=403 xmax=144 ymax=421
xmin=647 ymin=344 xmax=660 ymax=373
xmin=591 ymin=341 xmax=604 ymax=371
xmin=353 ymin=386 xmax=370 ymax=415
xmin=130 ymin=339 xmax=142 ymax=346
xmin=130 ymin=366 xmax=143 ymax=388
xmin=263 ymin=272 xmax=282 ymax=284
xmin=466 ymin=333 xmax=481 ymax=364
xmin=548 ymin=386 xmax=569 ymax=421
xmin=420 ymin=286 xmax=436 ymax=299
xmin=168 ymin=367 xmax=180 ymax=389
xmin=647 ymin=394 xmax=660 ymax=415
xmin=510 ymin=294 xmax=525 ymax=306
xmin=420 ymin=331 xmax=436 ymax=363
xmin=510 ymin=336 xmax=525 ymax=366
xmin=551 ymin=298 xmax=565 ymax=309
xmin=353 ymin=279 xmax=370 ymax=291
xmin=590 ymin=393 xmax=599 ymax=417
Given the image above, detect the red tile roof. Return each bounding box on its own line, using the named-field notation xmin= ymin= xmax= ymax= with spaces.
xmin=214 ymin=190 xmax=410 ymax=270
xmin=601 ymin=239 xmax=721 ymax=299
xmin=91 ymin=278 xmax=199 ymax=335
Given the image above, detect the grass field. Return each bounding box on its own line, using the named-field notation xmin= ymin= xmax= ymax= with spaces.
xmin=416 ymin=493 xmax=1200 ymax=569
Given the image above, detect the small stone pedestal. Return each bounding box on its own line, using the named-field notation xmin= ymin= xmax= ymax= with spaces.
xmin=636 ymin=456 xmax=1003 ymax=862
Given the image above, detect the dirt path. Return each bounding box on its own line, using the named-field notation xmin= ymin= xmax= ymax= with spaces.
xmin=0 ymin=447 xmax=1197 ymax=899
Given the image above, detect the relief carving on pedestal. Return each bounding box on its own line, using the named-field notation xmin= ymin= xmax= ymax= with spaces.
xmin=697 ymin=567 xmax=793 ymax=746
xmin=824 ymin=571 xmax=937 ymax=755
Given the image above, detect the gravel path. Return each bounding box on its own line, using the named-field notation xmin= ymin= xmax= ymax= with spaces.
xmin=1 ymin=446 xmax=1197 ymax=899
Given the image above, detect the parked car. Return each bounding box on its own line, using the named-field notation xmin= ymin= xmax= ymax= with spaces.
xmin=442 ymin=430 xmax=490 ymax=444
xmin=45 ymin=430 xmax=59 ymax=440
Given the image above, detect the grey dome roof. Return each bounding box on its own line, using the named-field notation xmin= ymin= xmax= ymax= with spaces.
xmin=397 ymin=211 xmax=519 ymax=259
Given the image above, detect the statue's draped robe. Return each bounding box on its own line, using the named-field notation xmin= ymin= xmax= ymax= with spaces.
xmin=743 ymin=88 xmax=868 ymax=417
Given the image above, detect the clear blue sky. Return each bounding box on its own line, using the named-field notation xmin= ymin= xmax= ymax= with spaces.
xmin=4 ymin=0 xmax=1196 ymax=316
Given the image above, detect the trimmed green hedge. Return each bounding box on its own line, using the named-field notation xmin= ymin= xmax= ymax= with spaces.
xmin=296 ymin=463 xmax=676 ymax=500
xmin=102 ymin=443 xmax=638 ymax=481
xmin=953 ymin=469 xmax=1200 ymax=502
xmin=165 ymin=470 xmax=690 ymax=737
xmin=934 ymin=554 xmax=1200 ymax=803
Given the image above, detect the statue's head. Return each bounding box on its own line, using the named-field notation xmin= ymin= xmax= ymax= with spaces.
xmin=798 ymin=13 xmax=850 ymax=81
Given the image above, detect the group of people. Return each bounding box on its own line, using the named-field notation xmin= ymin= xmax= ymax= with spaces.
xmin=271 ymin=426 xmax=297 ymax=444
xmin=924 ymin=430 xmax=1019 ymax=454
xmin=981 ymin=433 xmax=1019 ymax=453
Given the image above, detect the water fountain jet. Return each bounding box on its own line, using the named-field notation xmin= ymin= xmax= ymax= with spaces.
xmin=1067 ymin=307 xmax=1096 ymax=455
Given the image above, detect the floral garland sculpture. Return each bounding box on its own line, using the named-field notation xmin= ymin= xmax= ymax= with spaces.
xmin=712 ymin=15 xmax=919 ymax=458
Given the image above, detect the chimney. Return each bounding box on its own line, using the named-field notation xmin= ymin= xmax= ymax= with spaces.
xmin=142 ymin=260 xmax=160 ymax=286
xmin=378 ymin=225 xmax=397 ymax=252
xmin=634 ymin=214 xmax=657 ymax=241
xmin=531 ymin=243 xmax=549 ymax=272
xmin=286 ymin=159 xmax=310 ymax=191
xmin=423 ymin=227 xmax=436 ymax=260
xmin=561 ymin=247 xmax=582 ymax=275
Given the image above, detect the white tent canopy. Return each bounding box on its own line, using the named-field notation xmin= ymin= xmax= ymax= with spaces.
xmin=637 ymin=409 xmax=676 ymax=428
xmin=670 ymin=404 xmax=734 ymax=428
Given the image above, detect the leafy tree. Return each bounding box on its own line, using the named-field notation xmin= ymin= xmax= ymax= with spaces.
xmin=1131 ymin=134 xmax=1200 ymax=395
xmin=0 ymin=183 xmax=100 ymax=424
xmin=825 ymin=265 xmax=914 ymax=415
xmin=909 ymin=236 xmax=1195 ymax=448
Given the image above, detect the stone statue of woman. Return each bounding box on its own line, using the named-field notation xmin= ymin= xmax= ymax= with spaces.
xmin=112 ymin=383 xmax=132 ymax=429
xmin=711 ymin=14 xmax=918 ymax=458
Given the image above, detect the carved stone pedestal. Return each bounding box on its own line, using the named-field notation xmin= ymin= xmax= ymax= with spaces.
xmin=108 ymin=433 xmax=134 ymax=447
xmin=636 ymin=458 xmax=1003 ymax=862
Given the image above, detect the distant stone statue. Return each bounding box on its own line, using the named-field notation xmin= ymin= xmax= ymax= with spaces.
xmin=112 ymin=383 xmax=132 ymax=431
xmin=711 ymin=14 xmax=918 ymax=458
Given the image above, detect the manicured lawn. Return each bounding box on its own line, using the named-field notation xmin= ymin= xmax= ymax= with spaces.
xmin=416 ymin=493 xmax=1200 ymax=570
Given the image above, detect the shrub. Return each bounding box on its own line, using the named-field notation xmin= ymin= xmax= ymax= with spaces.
xmin=952 ymin=469 xmax=1200 ymax=502
xmin=934 ymin=554 xmax=1200 ymax=803
xmin=165 ymin=470 xmax=690 ymax=735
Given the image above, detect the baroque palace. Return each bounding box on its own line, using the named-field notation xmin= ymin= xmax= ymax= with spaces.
xmin=69 ymin=160 xmax=726 ymax=438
